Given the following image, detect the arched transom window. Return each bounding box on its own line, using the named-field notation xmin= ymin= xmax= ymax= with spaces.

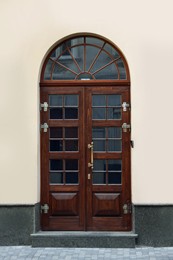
xmin=42 ymin=34 xmax=129 ymax=81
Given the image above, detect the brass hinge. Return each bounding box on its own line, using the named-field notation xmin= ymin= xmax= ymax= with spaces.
xmin=41 ymin=204 xmax=49 ymax=214
xmin=122 ymin=123 xmax=131 ymax=133
xmin=122 ymin=102 xmax=130 ymax=112
xmin=123 ymin=203 xmax=132 ymax=214
xmin=40 ymin=123 xmax=49 ymax=132
xmin=40 ymin=102 xmax=48 ymax=112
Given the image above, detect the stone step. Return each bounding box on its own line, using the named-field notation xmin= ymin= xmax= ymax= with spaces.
xmin=31 ymin=231 xmax=138 ymax=248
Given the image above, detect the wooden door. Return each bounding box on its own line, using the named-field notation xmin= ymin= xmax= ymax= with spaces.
xmin=85 ymin=86 xmax=131 ymax=231
xmin=40 ymin=85 xmax=131 ymax=231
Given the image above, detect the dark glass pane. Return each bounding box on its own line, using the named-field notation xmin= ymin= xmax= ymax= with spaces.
xmin=92 ymin=108 xmax=106 ymax=119
xmin=65 ymin=127 xmax=78 ymax=138
xmin=50 ymin=140 xmax=63 ymax=151
xmin=50 ymin=159 xmax=63 ymax=170
xmin=65 ymin=160 xmax=78 ymax=170
xmin=86 ymin=46 xmax=100 ymax=71
xmin=92 ymin=172 xmax=106 ymax=184
xmin=50 ymin=46 xmax=61 ymax=59
xmin=108 ymin=140 xmax=122 ymax=152
xmin=108 ymin=160 xmax=122 ymax=171
xmin=92 ymin=128 xmax=106 ymax=138
xmin=93 ymin=160 xmax=106 ymax=171
xmin=107 ymin=108 xmax=121 ymax=120
xmin=90 ymin=50 xmax=112 ymax=74
xmin=94 ymin=63 xmax=118 ymax=80
xmin=65 ymin=140 xmax=78 ymax=151
xmin=117 ymin=59 xmax=126 ymax=79
xmin=93 ymin=140 xmax=105 ymax=151
xmin=52 ymin=63 xmax=75 ymax=80
xmin=66 ymin=172 xmax=78 ymax=184
xmin=50 ymin=108 xmax=63 ymax=119
xmin=104 ymin=44 xmax=120 ymax=59
xmin=107 ymin=95 xmax=121 ymax=106
xmin=50 ymin=172 xmax=63 ymax=184
xmin=49 ymin=95 xmax=62 ymax=106
xmin=64 ymin=95 xmax=78 ymax=106
xmin=108 ymin=172 xmax=121 ymax=184
xmin=65 ymin=108 xmax=78 ymax=119
xmin=92 ymin=95 xmax=106 ymax=106
xmin=50 ymin=127 xmax=63 ymax=138
xmin=108 ymin=127 xmax=121 ymax=138
xmin=71 ymin=46 xmax=84 ymax=71
xmin=86 ymin=37 xmax=104 ymax=47
xmin=44 ymin=59 xmax=53 ymax=80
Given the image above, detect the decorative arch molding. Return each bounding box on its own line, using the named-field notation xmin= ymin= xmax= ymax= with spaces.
xmin=41 ymin=33 xmax=130 ymax=84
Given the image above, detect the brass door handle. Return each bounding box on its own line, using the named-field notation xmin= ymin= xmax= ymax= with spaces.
xmin=88 ymin=142 xmax=93 ymax=169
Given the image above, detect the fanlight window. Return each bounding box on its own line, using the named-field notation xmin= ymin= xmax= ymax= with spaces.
xmin=43 ymin=35 xmax=128 ymax=81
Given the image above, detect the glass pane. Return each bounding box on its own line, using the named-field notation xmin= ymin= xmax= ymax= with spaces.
xmin=107 ymin=95 xmax=121 ymax=106
xmin=49 ymin=95 xmax=62 ymax=106
xmin=52 ymin=63 xmax=76 ymax=80
xmin=90 ymin=50 xmax=112 ymax=73
xmin=50 ymin=108 xmax=63 ymax=119
xmin=64 ymin=95 xmax=78 ymax=106
xmin=44 ymin=59 xmax=53 ymax=80
xmin=104 ymin=43 xmax=120 ymax=59
xmin=94 ymin=63 xmax=118 ymax=80
xmin=107 ymin=107 xmax=121 ymax=120
xmin=93 ymin=160 xmax=106 ymax=171
xmin=65 ymin=140 xmax=78 ymax=151
xmin=86 ymin=37 xmax=104 ymax=47
xmin=108 ymin=160 xmax=122 ymax=171
xmin=66 ymin=172 xmax=78 ymax=184
xmin=65 ymin=108 xmax=78 ymax=119
xmin=50 ymin=172 xmax=63 ymax=184
xmin=92 ymin=128 xmax=106 ymax=139
xmin=117 ymin=59 xmax=126 ymax=79
xmin=93 ymin=140 xmax=105 ymax=151
xmin=92 ymin=108 xmax=106 ymax=119
xmin=108 ymin=172 xmax=121 ymax=184
xmin=92 ymin=95 xmax=106 ymax=106
xmin=86 ymin=46 xmax=100 ymax=71
xmin=50 ymin=127 xmax=63 ymax=138
xmin=93 ymin=172 xmax=106 ymax=184
xmin=108 ymin=140 xmax=122 ymax=152
xmin=65 ymin=160 xmax=78 ymax=170
xmin=108 ymin=127 xmax=121 ymax=138
xmin=50 ymin=140 xmax=63 ymax=151
xmin=71 ymin=46 xmax=84 ymax=71
xmin=50 ymin=159 xmax=63 ymax=170
xmin=65 ymin=127 xmax=78 ymax=138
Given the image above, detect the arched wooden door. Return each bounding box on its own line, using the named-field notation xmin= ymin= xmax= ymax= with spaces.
xmin=40 ymin=33 xmax=131 ymax=231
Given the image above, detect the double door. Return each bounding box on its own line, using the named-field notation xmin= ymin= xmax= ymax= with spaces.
xmin=40 ymin=85 xmax=131 ymax=231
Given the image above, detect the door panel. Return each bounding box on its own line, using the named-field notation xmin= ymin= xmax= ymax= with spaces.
xmin=40 ymin=86 xmax=131 ymax=231
xmin=86 ymin=87 xmax=131 ymax=231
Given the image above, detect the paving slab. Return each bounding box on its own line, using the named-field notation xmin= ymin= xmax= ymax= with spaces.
xmin=0 ymin=246 xmax=173 ymax=259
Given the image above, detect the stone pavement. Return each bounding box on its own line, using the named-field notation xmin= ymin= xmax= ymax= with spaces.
xmin=0 ymin=246 xmax=173 ymax=259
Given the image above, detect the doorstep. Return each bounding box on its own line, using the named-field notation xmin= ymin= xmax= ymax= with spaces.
xmin=31 ymin=231 xmax=138 ymax=248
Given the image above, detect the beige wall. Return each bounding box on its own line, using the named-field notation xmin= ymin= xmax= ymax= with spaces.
xmin=0 ymin=0 xmax=173 ymax=204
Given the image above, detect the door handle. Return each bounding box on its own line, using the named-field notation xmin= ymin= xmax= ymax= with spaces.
xmin=88 ymin=142 xmax=93 ymax=169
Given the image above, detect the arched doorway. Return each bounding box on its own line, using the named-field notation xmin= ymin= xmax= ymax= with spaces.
xmin=40 ymin=33 xmax=131 ymax=231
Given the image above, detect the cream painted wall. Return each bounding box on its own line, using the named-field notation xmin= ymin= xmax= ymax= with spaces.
xmin=0 ymin=0 xmax=173 ymax=204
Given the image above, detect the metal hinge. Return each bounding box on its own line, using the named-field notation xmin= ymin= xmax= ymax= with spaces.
xmin=122 ymin=123 xmax=131 ymax=132
xmin=41 ymin=204 xmax=49 ymax=214
xmin=123 ymin=203 xmax=132 ymax=214
xmin=40 ymin=102 xmax=48 ymax=112
xmin=122 ymin=102 xmax=130 ymax=112
xmin=40 ymin=123 xmax=49 ymax=132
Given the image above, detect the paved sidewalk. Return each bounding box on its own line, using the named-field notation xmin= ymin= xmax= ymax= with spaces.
xmin=0 ymin=246 xmax=173 ymax=259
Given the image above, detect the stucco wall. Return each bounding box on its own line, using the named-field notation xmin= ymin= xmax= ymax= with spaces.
xmin=0 ymin=0 xmax=173 ymax=204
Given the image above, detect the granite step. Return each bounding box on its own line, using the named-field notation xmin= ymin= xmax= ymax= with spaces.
xmin=31 ymin=231 xmax=138 ymax=248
